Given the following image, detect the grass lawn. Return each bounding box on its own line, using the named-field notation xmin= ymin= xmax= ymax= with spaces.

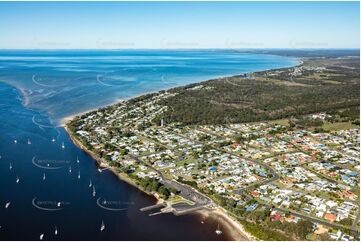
xmin=167 ymin=195 xmax=195 ymax=205
xmin=268 ymin=118 xmax=290 ymax=127
xmin=322 ymin=121 xmax=359 ymax=131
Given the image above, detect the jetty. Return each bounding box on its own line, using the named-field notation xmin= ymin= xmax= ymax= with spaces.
xmin=140 ymin=202 xmax=166 ymax=212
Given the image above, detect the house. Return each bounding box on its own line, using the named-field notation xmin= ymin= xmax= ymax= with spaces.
xmin=246 ymin=203 xmax=258 ymax=212
xmin=324 ymin=213 xmax=337 ymax=223
xmin=270 ymin=211 xmax=282 ymax=221
xmin=251 ymin=191 xmax=260 ymax=197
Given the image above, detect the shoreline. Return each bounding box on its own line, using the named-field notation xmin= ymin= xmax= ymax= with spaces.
xmin=65 ymin=124 xmax=254 ymax=241
xmin=60 ymin=55 xmax=301 ymax=127
xmin=61 ymin=57 xmax=304 ymax=241
xmin=60 ymin=97 xmax=125 ymax=127
xmin=196 ymin=208 xmax=256 ymax=241
xmin=64 ymin=125 xmax=156 ymax=198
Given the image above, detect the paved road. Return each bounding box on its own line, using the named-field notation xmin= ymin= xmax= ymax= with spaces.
xmin=129 ymin=155 xmax=211 ymax=208
xmin=178 ymin=129 xmax=281 ymax=194
xmin=351 ymin=207 xmax=360 ymax=231
xmin=273 ymin=206 xmax=359 ymax=234
xmin=216 ymin=147 xmax=280 ymax=195
xmin=131 ymin=131 xmax=360 ymax=235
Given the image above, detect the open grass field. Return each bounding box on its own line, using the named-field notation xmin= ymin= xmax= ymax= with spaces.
xmin=322 ymin=121 xmax=359 ymax=131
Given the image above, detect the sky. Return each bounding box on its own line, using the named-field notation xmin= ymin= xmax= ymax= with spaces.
xmin=0 ymin=1 xmax=359 ymax=49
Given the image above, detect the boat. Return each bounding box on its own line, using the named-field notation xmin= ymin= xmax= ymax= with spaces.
xmin=43 ymin=173 xmax=46 ymax=180
xmin=89 ymin=179 xmax=92 ymax=187
xmin=77 ymin=156 xmax=80 ymax=163
xmin=69 ymin=166 xmax=72 ymax=173
xmin=5 ymin=202 xmax=10 ymax=209
xmin=92 ymin=186 xmax=96 ymax=197
xmin=14 ymin=139 xmax=17 ymax=144
xmin=16 ymin=176 xmax=20 ymax=183
xmin=40 ymin=234 xmax=44 ymax=240
xmin=215 ymin=224 xmax=222 ymax=235
xmin=98 ymin=167 xmax=108 ymax=173
xmin=100 ymin=220 xmax=105 ymax=232
xmin=51 ymin=137 xmax=56 ymax=142
xmin=54 ymin=226 xmax=58 ymax=235
xmin=61 ymin=142 xmax=65 ymax=149
xmin=78 ymin=171 xmax=81 ymax=179
xmin=9 ymin=162 xmax=12 ymax=170
xmin=201 ymin=221 xmax=204 ymax=224
xmin=27 ymin=139 xmax=31 ymax=145
xmin=57 ymin=202 xmax=61 ymax=207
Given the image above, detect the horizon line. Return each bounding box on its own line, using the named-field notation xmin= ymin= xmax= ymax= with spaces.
xmin=0 ymin=48 xmax=359 ymax=51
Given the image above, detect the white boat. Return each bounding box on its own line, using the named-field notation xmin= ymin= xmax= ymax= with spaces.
xmin=14 ymin=139 xmax=17 ymax=144
xmin=27 ymin=139 xmax=31 ymax=145
xmin=52 ymin=137 xmax=56 ymax=143
xmin=61 ymin=142 xmax=65 ymax=149
xmin=54 ymin=226 xmax=58 ymax=235
xmin=5 ymin=202 xmax=10 ymax=209
xmin=40 ymin=234 xmax=44 ymax=240
xmin=78 ymin=171 xmax=81 ymax=179
xmin=57 ymin=202 xmax=61 ymax=207
xmin=92 ymin=186 xmax=96 ymax=197
xmin=69 ymin=166 xmax=72 ymax=173
xmin=16 ymin=176 xmax=20 ymax=183
xmin=9 ymin=162 xmax=12 ymax=170
xmin=100 ymin=220 xmax=105 ymax=232
xmin=201 ymin=221 xmax=204 ymax=224
xmin=215 ymin=224 xmax=222 ymax=235
xmin=43 ymin=173 xmax=46 ymax=180
xmin=98 ymin=167 xmax=108 ymax=173
xmin=77 ymin=156 xmax=80 ymax=163
xmin=89 ymin=179 xmax=92 ymax=187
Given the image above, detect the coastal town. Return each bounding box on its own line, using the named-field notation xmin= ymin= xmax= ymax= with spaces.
xmin=0 ymin=1 xmax=360 ymax=241
xmin=67 ymin=87 xmax=360 ymax=241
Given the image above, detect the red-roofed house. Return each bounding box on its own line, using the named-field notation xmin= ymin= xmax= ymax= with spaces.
xmin=324 ymin=213 xmax=336 ymax=223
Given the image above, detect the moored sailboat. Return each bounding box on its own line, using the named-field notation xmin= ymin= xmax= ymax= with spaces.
xmin=100 ymin=220 xmax=105 ymax=232
xmin=92 ymin=186 xmax=96 ymax=197
xmin=215 ymin=223 xmax=222 ymax=235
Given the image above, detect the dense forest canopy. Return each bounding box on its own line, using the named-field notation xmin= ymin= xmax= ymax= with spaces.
xmin=156 ymin=57 xmax=359 ymax=125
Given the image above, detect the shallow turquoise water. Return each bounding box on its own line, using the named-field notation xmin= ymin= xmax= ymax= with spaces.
xmin=0 ymin=50 xmax=298 ymax=124
xmin=0 ymin=50 xmax=297 ymax=240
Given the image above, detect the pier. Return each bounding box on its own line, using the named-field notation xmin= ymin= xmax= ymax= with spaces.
xmin=140 ymin=202 xmax=166 ymax=212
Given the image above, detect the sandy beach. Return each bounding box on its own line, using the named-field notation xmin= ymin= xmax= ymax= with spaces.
xmin=196 ymin=208 xmax=255 ymax=241
xmin=59 ymin=97 xmax=125 ymax=127
xmin=59 ymin=61 xmax=308 ymax=241
xmin=64 ymin=121 xmax=256 ymax=241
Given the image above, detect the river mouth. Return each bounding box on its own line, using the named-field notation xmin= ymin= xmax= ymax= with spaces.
xmin=0 ymin=50 xmax=298 ymax=240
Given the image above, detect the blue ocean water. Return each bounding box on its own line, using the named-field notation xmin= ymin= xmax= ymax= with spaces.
xmin=0 ymin=50 xmax=298 ymax=240
xmin=0 ymin=50 xmax=298 ymax=124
